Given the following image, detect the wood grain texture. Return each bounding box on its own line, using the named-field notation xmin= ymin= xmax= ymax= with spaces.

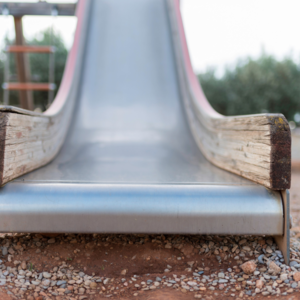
xmin=0 ymin=0 xmax=90 ymax=186
xmin=0 ymin=114 xmax=9 ymax=184
xmin=168 ymin=0 xmax=291 ymax=190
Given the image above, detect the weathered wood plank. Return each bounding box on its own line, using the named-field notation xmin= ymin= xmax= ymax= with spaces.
xmin=167 ymin=0 xmax=291 ymax=190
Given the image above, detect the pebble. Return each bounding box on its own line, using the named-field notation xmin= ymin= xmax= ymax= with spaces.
xmin=84 ymin=280 xmax=91 ymax=286
xmin=290 ymin=261 xmax=298 ymax=267
xmin=280 ymin=274 xmax=288 ymax=281
xmin=47 ymin=239 xmax=55 ymax=244
xmin=2 ymin=247 xmax=8 ymax=256
xmin=293 ymin=272 xmax=300 ymax=282
xmin=43 ymin=272 xmax=51 ymax=279
xmin=268 ymin=261 xmax=281 ymax=275
xmin=257 ymin=254 xmax=265 ymax=264
xmin=240 ymin=261 xmax=257 ymax=274
xmin=266 ymin=246 xmax=273 ymax=254
xmin=256 ymin=280 xmax=264 ymax=289
xmin=90 ymin=282 xmax=97 ymax=289
xmin=0 ymin=233 xmax=299 ymax=300
xmin=42 ymin=279 xmax=50 ymax=286
xmin=219 ymin=279 xmax=228 ymax=283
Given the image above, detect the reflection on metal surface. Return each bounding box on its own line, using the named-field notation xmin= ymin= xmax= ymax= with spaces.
xmin=17 ymin=0 xmax=252 ymax=186
xmin=0 ymin=183 xmax=282 ymax=234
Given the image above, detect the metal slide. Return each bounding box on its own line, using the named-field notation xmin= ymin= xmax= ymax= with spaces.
xmin=0 ymin=0 xmax=287 ymax=255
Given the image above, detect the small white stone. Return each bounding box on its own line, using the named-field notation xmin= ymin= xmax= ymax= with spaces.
xmin=187 ymin=281 xmax=197 ymax=286
xmin=280 ymin=274 xmax=288 ymax=281
xmin=43 ymin=272 xmax=51 ymax=279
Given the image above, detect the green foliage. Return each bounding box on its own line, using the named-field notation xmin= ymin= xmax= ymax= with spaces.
xmin=198 ymin=54 xmax=300 ymax=123
xmin=0 ymin=29 xmax=68 ymax=110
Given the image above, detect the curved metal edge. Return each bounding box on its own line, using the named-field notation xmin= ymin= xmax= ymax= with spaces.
xmin=275 ymin=190 xmax=290 ymax=265
xmin=0 ymin=183 xmax=283 ymax=235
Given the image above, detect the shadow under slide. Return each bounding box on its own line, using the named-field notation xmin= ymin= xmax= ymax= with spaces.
xmin=0 ymin=0 xmax=288 ymax=244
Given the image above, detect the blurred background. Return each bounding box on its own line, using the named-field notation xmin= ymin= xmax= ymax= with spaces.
xmin=0 ymin=0 xmax=300 ymax=125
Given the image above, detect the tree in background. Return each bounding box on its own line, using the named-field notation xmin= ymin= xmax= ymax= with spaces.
xmin=0 ymin=28 xmax=68 ymax=110
xmin=198 ymin=54 xmax=300 ymax=125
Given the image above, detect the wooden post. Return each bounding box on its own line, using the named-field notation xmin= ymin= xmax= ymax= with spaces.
xmin=14 ymin=16 xmax=33 ymax=110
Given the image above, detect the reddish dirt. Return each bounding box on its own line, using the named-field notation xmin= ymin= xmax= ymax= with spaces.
xmin=6 ymin=237 xmax=232 ymax=277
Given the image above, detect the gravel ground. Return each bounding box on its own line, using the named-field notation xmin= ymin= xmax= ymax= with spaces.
xmin=0 ymin=171 xmax=300 ymax=300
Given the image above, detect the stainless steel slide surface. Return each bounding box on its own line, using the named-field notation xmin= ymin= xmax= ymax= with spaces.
xmin=0 ymin=0 xmax=283 ymax=234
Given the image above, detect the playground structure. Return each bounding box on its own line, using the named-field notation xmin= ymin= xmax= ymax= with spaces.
xmin=0 ymin=0 xmax=291 ymax=263
xmin=1 ymin=2 xmax=75 ymax=109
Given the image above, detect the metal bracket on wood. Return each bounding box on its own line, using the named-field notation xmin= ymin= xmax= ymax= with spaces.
xmin=275 ymin=190 xmax=290 ymax=265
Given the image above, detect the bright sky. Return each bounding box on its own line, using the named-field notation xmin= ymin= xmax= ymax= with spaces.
xmin=181 ymin=0 xmax=300 ymax=74
xmin=1 ymin=0 xmax=300 ymax=75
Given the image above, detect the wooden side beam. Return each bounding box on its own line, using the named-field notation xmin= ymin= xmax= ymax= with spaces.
xmin=14 ymin=16 xmax=33 ymax=110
